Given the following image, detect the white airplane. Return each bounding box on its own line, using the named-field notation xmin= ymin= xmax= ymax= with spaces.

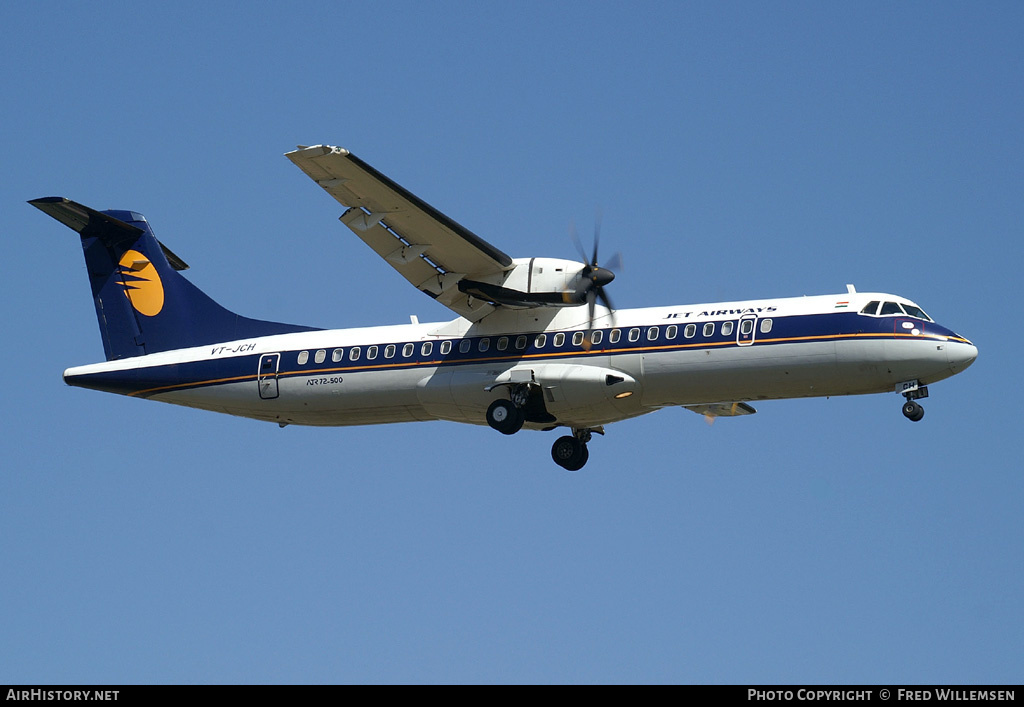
xmin=32 ymin=145 xmax=978 ymax=470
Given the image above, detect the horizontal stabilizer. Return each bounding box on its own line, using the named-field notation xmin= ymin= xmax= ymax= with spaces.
xmin=30 ymin=197 xmax=189 ymax=271
xmin=30 ymin=197 xmax=141 ymax=241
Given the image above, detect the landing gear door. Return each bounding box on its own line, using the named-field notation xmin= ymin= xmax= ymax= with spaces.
xmin=737 ymin=314 xmax=758 ymax=346
xmin=258 ymin=353 xmax=280 ymax=399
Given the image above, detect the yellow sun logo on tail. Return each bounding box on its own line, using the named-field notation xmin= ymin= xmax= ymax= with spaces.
xmin=117 ymin=250 xmax=164 ymax=316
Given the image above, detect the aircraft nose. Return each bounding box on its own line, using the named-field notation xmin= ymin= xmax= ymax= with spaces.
xmin=947 ymin=339 xmax=978 ymax=374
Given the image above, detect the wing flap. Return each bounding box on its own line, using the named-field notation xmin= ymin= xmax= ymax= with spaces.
xmin=336 ymin=207 xmax=496 ymax=321
xmin=339 ymin=207 xmax=440 ymax=290
xmin=683 ymin=402 xmax=757 ymax=418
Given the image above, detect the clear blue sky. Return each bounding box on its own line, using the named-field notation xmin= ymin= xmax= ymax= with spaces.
xmin=2 ymin=2 xmax=1021 ymax=684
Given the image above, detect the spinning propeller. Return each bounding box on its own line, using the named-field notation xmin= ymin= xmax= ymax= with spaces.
xmin=569 ymin=218 xmax=621 ymax=345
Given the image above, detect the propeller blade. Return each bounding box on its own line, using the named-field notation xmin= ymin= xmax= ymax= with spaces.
xmin=567 ymin=212 xmax=616 ymax=338
xmin=580 ymin=289 xmax=598 ymax=351
xmin=603 ymin=251 xmax=623 ymax=273
xmin=570 ymin=222 xmax=588 ymax=264
xmin=592 ymin=210 xmax=603 ymax=266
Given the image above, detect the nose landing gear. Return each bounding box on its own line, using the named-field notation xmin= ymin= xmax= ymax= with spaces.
xmin=902 ymin=400 xmax=925 ymax=422
xmin=898 ymin=381 xmax=928 ymax=422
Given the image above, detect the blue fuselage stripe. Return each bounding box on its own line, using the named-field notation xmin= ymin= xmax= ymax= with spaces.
xmin=65 ymin=311 xmax=965 ymax=398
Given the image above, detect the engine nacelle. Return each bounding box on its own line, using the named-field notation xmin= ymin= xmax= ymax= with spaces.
xmin=458 ymin=257 xmax=587 ymax=308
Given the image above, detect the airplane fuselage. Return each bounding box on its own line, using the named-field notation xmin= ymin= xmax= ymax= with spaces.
xmin=63 ymin=291 xmax=977 ymax=432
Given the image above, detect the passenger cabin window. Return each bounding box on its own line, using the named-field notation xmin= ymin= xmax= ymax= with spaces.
xmin=366 ymin=346 xmax=378 ymax=360
xmin=297 ymin=351 xmax=309 ymax=365
xmin=591 ymin=330 xmax=603 ymax=345
xmin=647 ymin=327 xmax=659 ymax=341
xmin=349 ymin=347 xmax=361 ymax=361
xmin=332 ymin=349 xmax=344 ymax=363
xmin=553 ymin=333 xmax=565 ymax=347
xmin=628 ymin=328 xmax=640 ymax=342
xmin=666 ymin=325 xmax=678 ymax=340
xmin=497 ymin=337 xmax=508 ymax=351
xmin=515 ymin=335 xmax=527 ymax=349
xmin=684 ymin=324 xmax=696 ymax=338
xmin=384 ymin=344 xmax=396 ymax=359
xmin=721 ymin=322 xmax=734 ymax=337
xmin=421 ymin=342 xmax=433 ymax=357
xmin=535 ymin=334 xmax=547 ymax=348
xmin=610 ymin=329 xmax=621 ymax=344
xmin=880 ymin=301 xmax=906 ymax=316
xmin=860 ymin=301 xmax=880 ymax=315
xmin=760 ymin=318 xmax=773 ymax=334
xmin=740 ymin=319 xmax=754 ymax=335
xmin=703 ymin=322 xmax=715 ymax=337
xmin=440 ymin=341 xmax=452 ymax=355
xmin=459 ymin=339 xmax=472 ymax=354
xmin=315 ymin=349 xmax=326 ymax=364
xmin=403 ymin=343 xmax=415 ymax=357
xmin=572 ymin=331 xmax=584 ymax=346
xmin=478 ymin=338 xmax=490 ymax=352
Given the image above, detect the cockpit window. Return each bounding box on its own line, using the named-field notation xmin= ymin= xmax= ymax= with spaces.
xmin=879 ymin=301 xmax=906 ymax=316
xmin=901 ymin=303 xmax=932 ymax=321
xmin=860 ymin=301 xmax=880 ymax=315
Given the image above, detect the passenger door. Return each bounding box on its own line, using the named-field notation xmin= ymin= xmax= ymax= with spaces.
xmin=737 ymin=314 xmax=758 ymax=346
xmin=257 ymin=353 xmax=280 ymax=399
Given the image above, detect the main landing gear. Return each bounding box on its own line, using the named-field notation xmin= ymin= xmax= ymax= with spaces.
xmin=486 ymin=398 xmax=525 ymax=435
xmin=899 ymin=381 xmax=928 ymax=422
xmin=485 ymin=386 xmax=601 ymax=470
xmin=485 ymin=382 xmax=533 ymax=435
xmin=550 ymin=428 xmax=600 ymax=471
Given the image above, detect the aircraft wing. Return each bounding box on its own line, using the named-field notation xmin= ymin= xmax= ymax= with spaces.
xmin=286 ymin=145 xmax=513 ymax=321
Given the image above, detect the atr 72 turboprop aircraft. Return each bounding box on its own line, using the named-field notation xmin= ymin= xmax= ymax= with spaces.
xmin=32 ymin=145 xmax=977 ymax=470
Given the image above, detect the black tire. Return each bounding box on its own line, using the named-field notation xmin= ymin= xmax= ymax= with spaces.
xmin=902 ymin=401 xmax=924 ymax=422
xmin=551 ymin=435 xmax=587 ymax=470
xmin=486 ymin=399 xmax=524 ymax=435
xmin=563 ymin=445 xmax=589 ymax=471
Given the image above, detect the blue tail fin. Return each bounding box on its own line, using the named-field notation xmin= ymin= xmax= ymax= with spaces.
xmin=31 ymin=197 xmax=318 ymax=360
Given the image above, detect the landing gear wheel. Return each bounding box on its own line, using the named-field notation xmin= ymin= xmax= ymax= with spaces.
xmin=566 ymin=445 xmax=589 ymax=471
xmin=551 ymin=435 xmax=588 ymax=471
xmin=486 ymin=399 xmax=524 ymax=435
xmin=902 ymin=400 xmax=925 ymax=422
